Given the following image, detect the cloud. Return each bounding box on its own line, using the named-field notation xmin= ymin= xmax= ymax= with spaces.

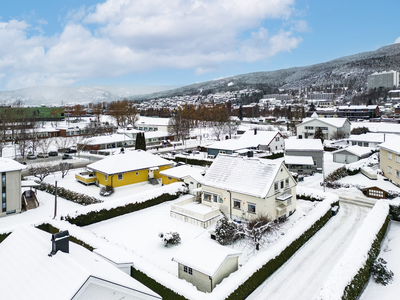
xmin=0 ymin=0 xmax=305 ymax=89
xmin=395 ymin=37 xmax=400 ymax=44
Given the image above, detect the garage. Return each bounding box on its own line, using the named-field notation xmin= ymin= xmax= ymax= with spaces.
xmin=333 ymin=146 xmax=372 ymax=164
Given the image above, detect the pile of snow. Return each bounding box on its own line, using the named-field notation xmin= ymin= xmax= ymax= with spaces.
xmin=317 ymin=201 xmax=389 ymax=300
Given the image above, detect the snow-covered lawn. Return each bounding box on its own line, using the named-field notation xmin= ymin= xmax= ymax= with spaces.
xmin=360 ymin=221 xmax=400 ymax=300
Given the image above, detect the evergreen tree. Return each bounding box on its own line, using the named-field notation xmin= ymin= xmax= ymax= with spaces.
xmin=135 ymin=132 xmax=147 ymax=151
xmin=309 ymin=102 xmax=316 ymax=112
xmin=238 ymin=105 xmax=243 ymax=121
xmin=314 ymin=127 xmax=324 ymax=143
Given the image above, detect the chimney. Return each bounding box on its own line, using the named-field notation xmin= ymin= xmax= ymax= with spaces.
xmin=51 ymin=230 xmax=70 ymax=255
xmin=254 ymin=128 xmax=257 ymax=135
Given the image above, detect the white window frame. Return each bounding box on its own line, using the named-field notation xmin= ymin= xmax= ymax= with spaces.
xmin=203 ymin=193 xmax=212 ymax=202
xmin=388 ymin=152 xmax=393 ymax=160
xmin=388 ymin=166 xmax=392 ymax=175
xmin=104 ymin=174 xmax=108 ymax=181
xmin=183 ymin=265 xmax=193 ymax=275
xmin=248 ymin=203 xmax=256 ymax=214
xmin=118 ymin=173 xmax=123 ymax=180
xmin=396 ymin=156 xmax=400 ymax=164
xmin=233 ymin=199 xmax=241 ymax=210
xmin=274 ymin=182 xmax=279 ymax=191
xmin=396 ymin=170 xmax=400 ymax=179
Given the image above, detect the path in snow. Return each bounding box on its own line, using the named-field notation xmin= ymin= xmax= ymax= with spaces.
xmin=246 ymin=202 xmax=370 ymax=300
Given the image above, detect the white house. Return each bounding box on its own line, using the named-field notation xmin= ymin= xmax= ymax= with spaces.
xmin=0 ymin=158 xmax=27 ymax=217
xmin=296 ymin=114 xmax=351 ymax=140
xmin=284 ymin=139 xmax=324 ymax=172
xmin=0 ymin=226 xmax=161 ymax=300
xmin=238 ymin=129 xmax=285 ymax=152
xmin=172 ymin=240 xmax=241 ymax=293
xmin=200 ymin=154 xmax=297 ymax=221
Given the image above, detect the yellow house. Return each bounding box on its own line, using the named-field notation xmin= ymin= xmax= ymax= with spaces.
xmin=379 ymin=137 xmax=400 ymax=186
xmin=85 ymin=150 xmax=173 ymax=188
xmin=159 ymin=165 xmax=205 ymax=191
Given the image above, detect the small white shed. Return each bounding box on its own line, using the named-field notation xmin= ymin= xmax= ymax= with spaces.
xmin=172 ymin=240 xmax=241 ymax=293
xmin=332 ymin=146 xmax=372 ymax=164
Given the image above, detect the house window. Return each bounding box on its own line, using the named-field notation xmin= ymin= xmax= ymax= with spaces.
xmin=287 ymin=197 xmax=292 ymax=206
xmin=363 ymin=142 xmax=368 ymax=147
xmin=213 ymin=194 xmax=218 ymax=202
xmin=275 ymin=137 xmax=280 ymax=141
xmin=118 ymin=173 xmax=123 ymax=180
xmin=274 ymin=182 xmax=279 ymax=191
xmin=388 ymin=166 xmax=392 ymax=175
xmin=168 ymin=177 xmax=172 ymax=180
xmin=396 ymin=170 xmax=400 ymax=179
xmin=396 ymin=156 xmax=400 ymax=164
xmin=203 ymin=193 xmax=211 ymax=202
xmin=183 ymin=266 xmax=193 ymax=275
xmin=233 ymin=199 xmax=241 ymax=209
xmin=248 ymin=203 xmax=256 ymax=213
xmin=136 ymin=172 xmax=139 ymax=176
xmin=280 ymin=180 xmax=284 ymax=189
xmin=305 ymin=126 xmax=314 ymax=130
xmin=285 ymin=178 xmax=289 ymax=187
xmin=388 ymin=152 xmax=393 ymax=160
xmin=104 ymin=174 xmax=108 ymax=181
xmin=219 ymin=150 xmax=226 ymax=154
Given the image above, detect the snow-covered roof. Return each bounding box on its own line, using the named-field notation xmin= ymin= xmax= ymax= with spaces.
xmin=206 ymin=139 xmax=248 ymax=151
xmin=337 ymin=105 xmax=378 ymax=110
xmin=238 ymin=130 xmax=281 ymax=147
xmin=378 ymin=135 xmax=400 ymax=155
xmin=333 ymin=146 xmax=372 ymax=158
xmin=201 ymin=154 xmax=283 ymax=198
xmin=87 ymin=150 xmax=172 ymax=175
xmin=0 ymin=158 xmax=27 ymax=172
xmin=285 ymin=139 xmax=324 ymax=151
xmin=136 ymin=117 xmax=170 ymax=126
xmin=351 ymin=122 xmax=400 ymax=134
xmin=298 ymin=117 xmax=349 ymax=128
xmin=144 ymin=130 xmax=170 ymax=139
xmin=159 ymin=165 xmax=205 ymax=180
xmin=83 ymin=134 xmax=134 ymax=145
xmin=347 ymin=133 xmax=385 ymax=143
xmin=0 ymin=226 xmax=161 ymax=300
xmin=172 ymin=240 xmax=240 ymax=277
xmin=284 ymin=155 xmax=314 ymax=165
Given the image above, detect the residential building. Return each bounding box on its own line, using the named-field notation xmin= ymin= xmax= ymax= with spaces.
xmin=173 ymin=240 xmax=240 ymax=293
xmin=337 ymin=105 xmax=379 ymax=120
xmin=83 ymin=150 xmax=173 ymax=187
xmin=367 ymin=70 xmax=399 ymax=89
xmin=159 ymin=165 xmax=205 ymax=194
xmin=78 ymin=133 xmax=136 ymax=152
xmin=378 ymin=136 xmax=400 ymax=186
xmin=200 ymin=154 xmax=297 ymax=221
xmin=0 ymin=226 xmax=161 ymax=300
xmin=0 ymin=158 xmax=27 ymax=217
xmin=347 ymin=133 xmax=387 ymax=148
xmin=284 ymin=139 xmax=324 ymax=172
xmin=284 ymin=155 xmax=315 ymax=175
xmin=296 ymin=114 xmax=351 ymax=140
xmin=134 ymin=116 xmax=170 ymax=132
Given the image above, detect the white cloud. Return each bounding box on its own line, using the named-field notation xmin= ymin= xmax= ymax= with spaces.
xmin=395 ymin=37 xmax=400 ymax=44
xmin=0 ymin=0 xmax=306 ymax=89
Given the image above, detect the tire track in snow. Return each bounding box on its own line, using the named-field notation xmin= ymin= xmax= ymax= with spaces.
xmin=247 ymin=203 xmax=370 ymax=300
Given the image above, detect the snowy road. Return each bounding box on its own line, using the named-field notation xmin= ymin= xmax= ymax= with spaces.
xmin=246 ymin=202 xmax=371 ymax=300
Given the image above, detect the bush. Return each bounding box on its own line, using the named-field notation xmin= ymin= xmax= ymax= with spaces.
xmin=215 ymin=217 xmax=243 ymax=245
xmin=100 ymin=185 xmax=114 ymax=196
xmin=351 ymin=127 xmax=370 ymax=135
xmin=36 ymin=182 xmax=102 ymax=205
xmin=159 ymin=232 xmax=181 ymax=246
xmin=371 ymin=258 xmax=394 ymax=286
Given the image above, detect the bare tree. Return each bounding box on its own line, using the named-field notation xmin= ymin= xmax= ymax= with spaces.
xmin=37 ymin=137 xmax=53 ymax=154
xmin=58 ymin=162 xmax=73 ymax=178
xmin=29 ymin=163 xmax=55 ymax=182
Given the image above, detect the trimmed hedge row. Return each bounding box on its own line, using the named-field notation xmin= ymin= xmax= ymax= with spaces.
xmin=37 ymin=182 xmax=102 ymax=206
xmin=64 ymin=192 xmax=182 ymax=227
xmin=131 ymin=267 xmax=188 ymax=300
xmin=297 ymin=194 xmax=324 ymax=202
xmin=225 ymin=201 xmax=339 ymax=300
xmin=173 ymin=156 xmax=213 ymax=167
xmin=0 ymin=232 xmax=10 ymax=243
xmin=261 ymin=152 xmax=284 ymax=160
xmin=389 ymin=204 xmax=400 ymax=221
xmin=36 ymin=223 xmax=94 ymax=251
xmin=341 ymin=215 xmax=390 ymax=300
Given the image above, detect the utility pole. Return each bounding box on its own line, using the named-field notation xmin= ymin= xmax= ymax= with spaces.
xmin=53 ymin=181 xmax=58 ymax=219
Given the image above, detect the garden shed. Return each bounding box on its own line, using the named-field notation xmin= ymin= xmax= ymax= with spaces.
xmin=332 ymin=146 xmax=372 ymax=164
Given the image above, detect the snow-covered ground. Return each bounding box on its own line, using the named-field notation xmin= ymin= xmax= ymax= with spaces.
xmin=247 ymin=202 xmax=371 ymax=300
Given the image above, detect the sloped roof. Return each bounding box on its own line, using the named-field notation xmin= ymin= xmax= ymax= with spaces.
xmin=0 ymin=158 xmax=27 ymax=172
xmin=159 ymin=165 xmax=205 ymax=180
xmin=238 ymin=130 xmax=281 ymax=147
xmin=347 ymin=133 xmax=385 ymax=143
xmin=200 ymin=154 xmax=283 ymax=198
xmin=333 ymin=146 xmax=372 ymax=158
xmin=206 ymin=139 xmax=248 ymax=151
xmin=83 ymin=134 xmax=134 ymax=145
xmin=0 ymin=226 xmax=161 ymax=300
xmin=298 ymin=117 xmax=349 ymax=128
xmin=284 ymin=155 xmax=314 ymax=165
xmin=173 ymin=240 xmax=240 ymax=277
xmin=378 ymin=135 xmax=400 ymax=155
xmin=285 ymin=139 xmax=324 ymax=151
xmin=87 ymin=150 xmax=172 ymax=175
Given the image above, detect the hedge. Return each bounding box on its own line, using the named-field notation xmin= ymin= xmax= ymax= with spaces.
xmin=225 ymin=201 xmax=339 ymax=300
xmin=131 ymin=267 xmax=188 ymax=300
xmin=37 ymin=182 xmax=102 ymax=206
xmin=341 ymin=215 xmax=390 ymax=300
xmin=64 ymin=192 xmax=182 ymax=227
xmin=261 ymin=152 xmax=284 ymax=160
xmin=0 ymin=232 xmax=10 ymax=243
xmin=389 ymin=204 xmax=400 ymax=221
xmin=173 ymin=156 xmax=213 ymax=167
xmin=36 ymin=223 xmax=94 ymax=251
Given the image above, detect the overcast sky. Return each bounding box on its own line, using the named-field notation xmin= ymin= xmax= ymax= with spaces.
xmin=1 ymin=0 xmax=399 ymax=91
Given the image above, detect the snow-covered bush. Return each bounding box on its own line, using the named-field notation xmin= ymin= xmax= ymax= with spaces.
xmin=371 ymin=257 xmax=394 ymax=286
xmin=159 ymin=232 xmax=181 ymax=247
xmin=243 ymin=214 xmax=281 ymax=251
xmin=214 ymin=217 xmax=244 ymax=245
xmin=100 ymin=185 xmax=114 ymax=196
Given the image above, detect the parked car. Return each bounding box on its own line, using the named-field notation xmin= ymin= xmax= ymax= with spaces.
xmin=62 ymin=154 xmax=73 ymax=160
xmin=65 ymin=147 xmax=77 ymax=153
xmin=27 ymin=154 xmax=36 ymax=160
xmin=37 ymin=153 xmax=49 ymax=158
xmin=48 ymin=151 xmax=58 ymax=156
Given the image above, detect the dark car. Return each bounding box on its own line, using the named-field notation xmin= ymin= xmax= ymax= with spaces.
xmin=65 ymin=148 xmax=77 ymax=153
xmin=62 ymin=154 xmax=73 ymax=160
xmin=48 ymin=151 xmax=58 ymax=156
